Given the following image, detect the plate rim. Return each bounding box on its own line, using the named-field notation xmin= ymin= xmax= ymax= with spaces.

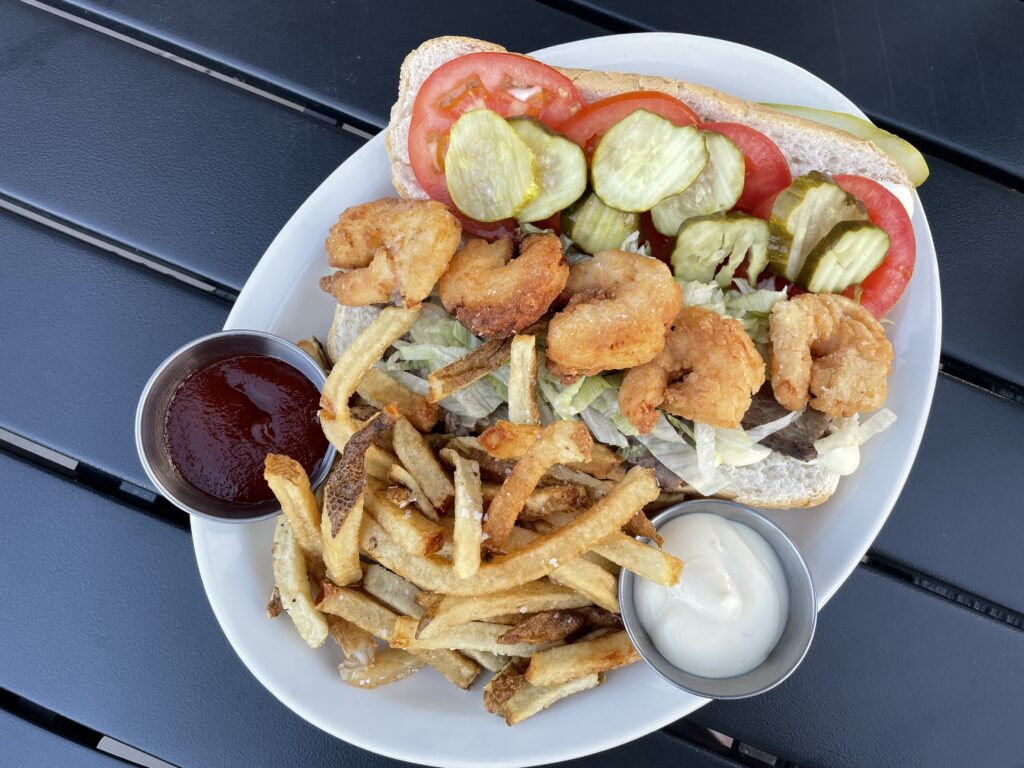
xmin=191 ymin=30 xmax=941 ymax=767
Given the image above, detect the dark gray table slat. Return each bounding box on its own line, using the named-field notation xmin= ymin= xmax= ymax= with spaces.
xmin=558 ymin=0 xmax=1024 ymax=180
xmin=920 ymin=157 xmax=1024 ymax=388
xmin=0 ymin=210 xmax=228 ymax=490
xmin=0 ymin=452 xmax=736 ymax=768
xmin=875 ymin=375 xmax=1024 ymax=612
xmin=49 ymin=0 xmax=607 ymax=131
xmin=0 ymin=0 xmax=360 ymax=294
xmin=686 ymin=566 xmax=1024 ymax=768
xmin=0 ymin=710 xmax=122 ymax=768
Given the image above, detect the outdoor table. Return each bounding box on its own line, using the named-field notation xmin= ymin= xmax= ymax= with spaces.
xmin=2 ymin=2 xmax=1023 ymax=766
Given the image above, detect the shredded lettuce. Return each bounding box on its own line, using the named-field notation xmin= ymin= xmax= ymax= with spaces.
xmin=814 ymin=408 xmax=897 ymax=475
xmin=620 ymin=230 xmax=651 ymax=257
xmin=537 ymin=365 xmax=614 ymax=420
xmin=409 ymin=303 xmax=479 ymax=349
xmin=582 ymin=391 xmax=724 ymax=495
xmin=714 ymin=427 xmax=772 ymax=466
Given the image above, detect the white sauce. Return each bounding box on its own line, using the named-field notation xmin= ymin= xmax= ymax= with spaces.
xmin=635 ymin=513 xmax=789 ymax=678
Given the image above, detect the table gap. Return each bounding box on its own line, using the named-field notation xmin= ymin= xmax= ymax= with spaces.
xmin=0 ymin=688 xmax=177 ymax=768
xmin=30 ymin=0 xmax=383 ymax=135
xmin=862 ymin=554 xmax=1024 ymax=631
xmin=0 ymin=442 xmax=190 ymax=532
xmin=0 ymin=194 xmax=236 ymax=302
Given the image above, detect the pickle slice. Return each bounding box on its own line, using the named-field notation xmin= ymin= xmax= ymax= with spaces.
xmin=796 ymin=220 xmax=890 ymax=293
xmin=509 ymin=117 xmax=587 ymax=223
xmin=763 ymin=103 xmax=929 ymax=186
xmin=445 ymin=109 xmax=538 ymax=222
xmin=591 ymin=110 xmax=708 ymax=212
xmin=768 ymin=171 xmax=867 ymax=282
xmin=561 ymin=190 xmax=640 ymax=255
xmin=651 ymin=132 xmax=745 ymax=236
xmin=671 ymin=212 xmax=769 ymax=286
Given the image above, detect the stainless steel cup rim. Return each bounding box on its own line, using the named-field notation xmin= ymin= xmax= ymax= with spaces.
xmin=135 ymin=329 xmax=336 ymax=524
xmin=619 ymin=498 xmax=817 ymax=699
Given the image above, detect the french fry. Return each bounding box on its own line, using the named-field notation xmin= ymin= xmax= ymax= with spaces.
xmin=322 ymin=409 xmax=397 ymax=585
xmin=483 ymin=421 xmax=593 ymax=549
xmin=502 ymin=674 xmax=602 ymax=725
xmin=483 ymin=661 xmax=528 ymax=715
xmin=320 ymin=305 xmax=420 ymax=449
xmin=328 ymin=616 xmax=377 ymax=667
xmin=361 ymin=563 xmax=424 ymax=619
xmin=507 ymin=334 xmax=540 ymax=425
xmin=444 ymin=450 xmax=484 ymax=579
xmin=623 ymin=511 xmax=664 ymax=546
xmin=391 ymin=616 xmax=554 ymax=657
xmin=427 ymin=337 xmax=513 ymax=403
xmin=356 ymin=368 xmax=442 ymax=432
xmin=575 ymin=605 xmax=625 ymax=630
xmin=272 ymin=519 xmax=328 ymax=648
xmin=524 ymin=631 xmax=639 ymax=686
xmin=388 ymin=464 xmax=439 ymax=521
xmin=264 ymin=454 xmax=322 ymax=561
xmin=543 ymin=510 xmax=681 ymax=587
xmin=520 ymin=484 xmax=590 ymax=521
xmin=417 ymin=580 xmax=591 ymax=639
xmin=497 ymin=610 xmax=586 ymax=645
xmin=339 ymin=648 xmax=424 ymax=689
xmin=593 ymin=533 xmax=682 ymax=587
xmin=296 ymin=336 xmax=330 ymax=372
xmin=441 ymin=436 xmax=518 ymax=482
xmin=461 ymin=649 xmax=511 ymax=673
xmin=318 ymin=582 xmax=480 ymax=689
xmin=266 ymin=586 xmax=283 ymax=619
xmin=479 ymin=420 xmax=623 ymax=479
xmin=503 ymin=527 xmax=620 ymax=612
xmin=365 ymin=486 xmax=444 ymax=557
xmin=392 ymin=417 xmax=454 ymax=511
xmin=360 ymin=467 xmax=657 ymax=598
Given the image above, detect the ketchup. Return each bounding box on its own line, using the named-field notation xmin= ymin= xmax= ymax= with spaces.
xmin=164 ymin=354 xmax=328 ymax=504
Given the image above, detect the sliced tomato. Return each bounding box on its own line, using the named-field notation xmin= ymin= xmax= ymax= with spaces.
xmin=751 ymin=190 xmax=780 ymax=221
xmin=558 ymin=91 xmax=700 ymax=156
xmin=702 ymin=122 xmax=791 ymax=214
xmin=457 ymin=213 xmax=518 ymax=241
xmin=408 ymin=52 xmax=585 ymax=205
xmin=639 ymin=211 xmax=675 ymax=265
xmin=833 ymin=175 xmax=916 ymax=318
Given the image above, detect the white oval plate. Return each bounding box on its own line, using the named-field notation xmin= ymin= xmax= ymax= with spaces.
xmin=193 ymin=33 xmax=940 ymax=768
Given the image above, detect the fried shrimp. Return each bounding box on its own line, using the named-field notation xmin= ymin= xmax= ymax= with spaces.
xmin=770 ymin=293 xmax=893 ymax=418
xmin=619 ymin=306 xmax=765 ymax=432
xmin=438 ymin=234 xmax=569 ymax=339
xmin=545 ymin=250 xmax=682 ymax=378
xmin=319 ymin=198 xmax=461 ymax=308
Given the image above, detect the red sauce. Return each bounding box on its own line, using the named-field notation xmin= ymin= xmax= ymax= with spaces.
xmin=163 ymin=354 xmax=328 ymax=504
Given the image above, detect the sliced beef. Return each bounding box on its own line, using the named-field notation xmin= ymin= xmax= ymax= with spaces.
xmin=742 ymin=386 xmax=829 ymax=461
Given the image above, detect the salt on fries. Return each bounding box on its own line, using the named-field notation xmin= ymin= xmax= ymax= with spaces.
xmin=507 ymin=334 xmax=540 ymax=425
xmin=267 ymin=305 xmax=671 ymax=724
xmin=272 ymin=518 xmax=328 ymax=648
xmin=442 ymin=449 xmax=484 ymax=579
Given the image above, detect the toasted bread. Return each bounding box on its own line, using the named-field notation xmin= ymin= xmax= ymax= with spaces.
xmin=386 ymin=36 xmax=911 ymax=203
xmin=381 ymin=36 xmax=870 ymax=508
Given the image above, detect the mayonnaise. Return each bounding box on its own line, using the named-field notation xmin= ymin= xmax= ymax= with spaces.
xmin=635 ymin=513 xmax=789 ymax=678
